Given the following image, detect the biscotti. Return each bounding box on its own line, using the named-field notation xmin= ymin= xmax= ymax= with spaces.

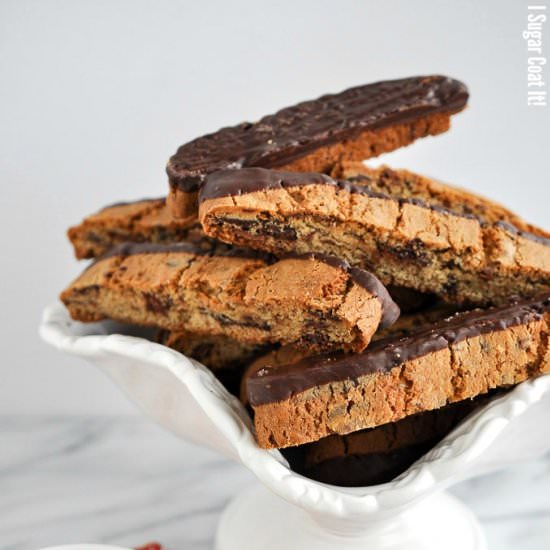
xmin=61 ymin=243 xmax=399 ymax=352
xmin=248 ymin=295 xmax=550 ymax=448
xmin=167 ymin=75 xmax=468 ymax=219
xmin=158 ymin=329 xmax=270 ymax=372
xmin=199 ymin=167 xmax=550 ymax=306
xmin=286 ymin=396 xmax=490 ymax=486
xmin=68 ymin=198 xmax=201 ymax=260
xmin=335 ymin=162 xmax=550 ymax=236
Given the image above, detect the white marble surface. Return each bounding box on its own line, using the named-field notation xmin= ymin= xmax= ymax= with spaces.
xmin=2 ymin=416 xmax=549 ymax=550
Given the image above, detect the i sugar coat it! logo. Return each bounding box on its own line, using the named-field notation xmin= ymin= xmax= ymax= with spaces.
xmin=524 ymin=4 xmax=547 ymax=107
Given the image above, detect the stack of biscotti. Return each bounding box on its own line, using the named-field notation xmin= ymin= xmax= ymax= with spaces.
xmin=60 ymin=75 xmax=550 ymax=486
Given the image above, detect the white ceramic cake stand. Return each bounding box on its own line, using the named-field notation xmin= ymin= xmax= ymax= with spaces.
xmin=40 ymin=303 xmax=550 ymax=550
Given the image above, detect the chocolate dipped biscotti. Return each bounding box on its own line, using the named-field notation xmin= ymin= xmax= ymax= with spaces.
xmin=61 ymin=242 xmax=399 ymax=352
xmin=199 ymin=166 xmax=550 ymax=306
xmin=167 ymin=75 xmax=468 ymax=219
xmin=247 ymin=295 xmax=550 ymax=448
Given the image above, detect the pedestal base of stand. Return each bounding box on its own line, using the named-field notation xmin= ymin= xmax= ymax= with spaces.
xmin=215 ymin=484 xmax=487 ymax=550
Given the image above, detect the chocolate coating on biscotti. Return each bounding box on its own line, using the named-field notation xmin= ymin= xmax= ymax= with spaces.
xmin=248 ymin=295 xmax=550 ymax=405
xmin=168 ymin=75 xmax=468 ymax=193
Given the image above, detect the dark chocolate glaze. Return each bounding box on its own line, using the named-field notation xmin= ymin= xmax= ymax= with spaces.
xmin=351 ymin=265 xmax=400 ymax=328
xmin=247 ymin=295 xmax=550 ymax=406
xmin=91 ymin=244 xmax=399 ymax=325
xmin=168 ymin=75 xmax=468 ymax=192
xmin=200 ymin=168 xmax=337 ymax=202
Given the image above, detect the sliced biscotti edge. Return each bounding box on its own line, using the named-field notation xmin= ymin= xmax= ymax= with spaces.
xmin=335 ymin=162 xmax=550 ymax=238
xmin=68 ymin=198 xmax=200 ymax=259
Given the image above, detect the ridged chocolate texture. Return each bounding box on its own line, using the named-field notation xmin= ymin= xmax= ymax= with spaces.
xmin=168 ymin=75 xmax=468 ymax=192
xmin=247 ymin=295 xmax=550 ymax=405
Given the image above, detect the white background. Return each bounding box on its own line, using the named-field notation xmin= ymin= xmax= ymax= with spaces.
xmin=1 ymin=0 xmax=549 ymax=415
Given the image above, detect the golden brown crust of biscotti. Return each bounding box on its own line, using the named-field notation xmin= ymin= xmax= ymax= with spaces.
xmin=249 ymin=296 xmax=550 ymax=448
xmin=335 ymin=163 xmax=550 ymax=237
xmin=60 ymin=244 xmax=398 ymax=352
xmin=199 ymin=167 xmax=550 ymax=306
xmin=67 ymin=199 xmax=200 ymax=259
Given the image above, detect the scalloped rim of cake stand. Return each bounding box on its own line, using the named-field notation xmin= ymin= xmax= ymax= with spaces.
xmin=40 ymin=302 xmax=550 ymax=521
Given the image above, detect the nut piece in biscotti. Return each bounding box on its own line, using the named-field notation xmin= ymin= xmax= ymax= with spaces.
xmin=247 ymin=294 xmax=550 ymax=448
xmin=199 ymin=167 xmax=550 ymax=306
xmin=60 ymin=242 xmax=399 ymax=352
xmin=284 ymin=395 xmax=492 ymax=486
xmin=167 ymin=75 xmax=468 ymax=219
xmin=68 ymin=198 xmax=202 ymax=260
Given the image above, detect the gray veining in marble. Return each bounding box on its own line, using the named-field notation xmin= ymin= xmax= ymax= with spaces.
xmin=1 ymin=416 xmax=549 ymax=549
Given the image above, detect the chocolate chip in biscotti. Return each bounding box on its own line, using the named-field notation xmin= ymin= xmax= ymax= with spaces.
xmin=167 ymin=75 xmax=468 ymax=219
xmin=283 ymin=394 xmax=495 ymax=486
xmin=199 ymin=166 xmax=550 ymax=306
xmin=67 ymin=198 xmax=203 ymax=260
xmin=60 ymin=242 xmax=399 ymax=353
xmin=247 ymin=294 xmax=550 ymax=448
